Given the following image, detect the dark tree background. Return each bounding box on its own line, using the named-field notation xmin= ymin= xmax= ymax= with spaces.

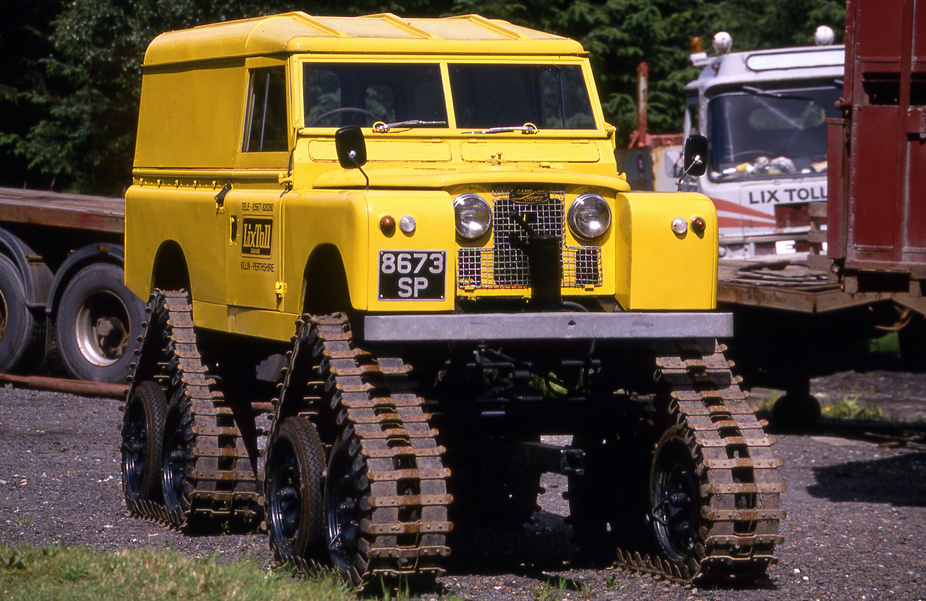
xmin=0 ymin=0 xmax=844 ymax=195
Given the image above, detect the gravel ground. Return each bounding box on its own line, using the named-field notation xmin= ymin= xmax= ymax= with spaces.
xmin=1 ymin=371 xmax=925 ymax=600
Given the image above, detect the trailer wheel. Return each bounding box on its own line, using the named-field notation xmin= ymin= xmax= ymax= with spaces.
xmin=55 ymin=263 xmax=145 ymax=383
xmin=121 ymin=380 xmax=167 ymax=503
xmin=0 ymin=254 xmax=44 ymax=373
xmin=265 ymin=416 xmax=326 ymax=563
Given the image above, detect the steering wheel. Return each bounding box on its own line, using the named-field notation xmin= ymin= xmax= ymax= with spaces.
xmin=307 ymin=107 xmax=382 ymax=127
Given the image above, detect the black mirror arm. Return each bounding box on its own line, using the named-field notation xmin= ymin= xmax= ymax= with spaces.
xmin=348 ymin=150 xmax=370 ymax=190
xmin=676 ymin=154 xmax=704 ymax=191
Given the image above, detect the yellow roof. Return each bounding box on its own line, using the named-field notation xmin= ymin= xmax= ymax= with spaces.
xmin=143 ymin=12 xmax=586 ymax=65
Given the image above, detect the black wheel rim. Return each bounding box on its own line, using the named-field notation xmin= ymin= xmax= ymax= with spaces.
xmin=651 ymin=439 xmax=699 ymax=563
xmin=162 ymin=412 xmax=188 ymax=512
xmin=326 ymin=436 xmax=362 ymax=573
xmin=122 ymin=399 xmax=147 ymax=496
xmin=267 ymin=436 xmax=301 ymax=555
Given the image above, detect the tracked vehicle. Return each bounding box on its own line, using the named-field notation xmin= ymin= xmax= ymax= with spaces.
xmin=120 ymin=12 xmax=783 ymax=586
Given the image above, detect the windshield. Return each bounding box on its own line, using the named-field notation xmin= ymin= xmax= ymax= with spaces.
xmin=302 ymin=62 xmax=596 ymax=131
xmin=303 ymin=63 xmax=448 ymax=128
xmin=708 ymin=86 xmax=841 ymax=180
xmin=448 ymin=64 xmax=595 ymax=130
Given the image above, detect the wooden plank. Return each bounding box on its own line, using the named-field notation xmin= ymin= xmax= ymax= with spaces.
xmin=0 ymin=187 xmax=124 ymax=233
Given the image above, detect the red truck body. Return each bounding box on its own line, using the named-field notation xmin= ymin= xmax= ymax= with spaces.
xmin=828 ymin=0 xmax=926 ymax=277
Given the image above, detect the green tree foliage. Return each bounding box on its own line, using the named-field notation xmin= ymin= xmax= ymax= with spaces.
xmin=0 ymin=0 xmax=844 ymax=194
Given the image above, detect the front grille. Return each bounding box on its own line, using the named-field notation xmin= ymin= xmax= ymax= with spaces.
xmin=457 ymin=189 xmax=603 ymax=290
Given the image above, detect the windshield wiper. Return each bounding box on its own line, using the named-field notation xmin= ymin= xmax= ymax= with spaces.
xmin=462 ymin=124 xmax=538 ymax=135
xmin=742 ymin=86 xmax=811 ymax=101
xmin=373 ymin=120 xmax=446 ymax=133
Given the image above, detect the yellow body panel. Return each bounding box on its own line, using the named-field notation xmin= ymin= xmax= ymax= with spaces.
xmin=134 ymin=61 xmax=247 ymax=169
xmin=615 ymin=193 xmax=719 ymax=310
xmin=126 ymin=12 xmax=720 ymax=345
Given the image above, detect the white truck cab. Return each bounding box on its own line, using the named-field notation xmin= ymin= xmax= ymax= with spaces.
xmin=681 ymin=30 xmax=843 ymax=259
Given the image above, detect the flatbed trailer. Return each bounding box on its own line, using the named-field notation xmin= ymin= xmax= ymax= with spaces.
xmin=0 ymin=187 xmax=144 ymax=384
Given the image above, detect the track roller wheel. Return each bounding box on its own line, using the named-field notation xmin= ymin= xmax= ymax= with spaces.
xmin=325 ymin=427 xmax=370 ymax=584
xmin=162 ymin=396 xmax=193 ymax=518
xmin=266 ymin=415 xmax=326 ymax=564
xmin=649 ymin=424 xmax=705 ymax=570
xmin=121 ymin=380 xmax=167 ymax=503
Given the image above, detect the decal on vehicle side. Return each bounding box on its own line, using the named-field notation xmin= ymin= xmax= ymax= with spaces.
xmin=242 ymin=217 xmax=273 ymax=256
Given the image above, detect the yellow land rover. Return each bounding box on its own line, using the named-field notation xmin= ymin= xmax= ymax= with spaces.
xmin=120 ymin=12 xmax=783 ymax=586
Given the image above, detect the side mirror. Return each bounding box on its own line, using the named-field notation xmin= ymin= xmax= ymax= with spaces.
xmin=683 ymin=134 xmax=708 ymax=177
xmin=335 ymin=126 xmax=367 ymax=169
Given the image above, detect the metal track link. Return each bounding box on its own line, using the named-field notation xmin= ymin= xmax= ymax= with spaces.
xmin=269 ymin=313 xmax=451 ymax=584
xmin=123 ymin=290 xmax=270 ymax=528
xmin=613 ymin=340 xmax=785 ymax=584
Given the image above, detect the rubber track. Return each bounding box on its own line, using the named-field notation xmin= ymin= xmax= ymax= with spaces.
xmin=268 ymin=313 xmax=451 ymax=583
xmin=123 ymin=290 xmax=271 ymax=528
xmin=612 ymin=340 xmax=786 ymax=583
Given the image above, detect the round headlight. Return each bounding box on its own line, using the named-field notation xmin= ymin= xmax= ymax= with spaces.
xmin=568 ymin=193 xmax=612 ymax=240
xmin=454 ymin=193 xmax=492 ymax=239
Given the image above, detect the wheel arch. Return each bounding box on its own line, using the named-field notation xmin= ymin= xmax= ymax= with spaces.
xmin=0 ymin=227 xmax=53 ymax=308
xmin=46 ymin=243 xmax=127 ymax=319
xmin=150 ymin=240 xmax=192 ymax=294
xmin=302 ymin=244 xmax=352 ymax=315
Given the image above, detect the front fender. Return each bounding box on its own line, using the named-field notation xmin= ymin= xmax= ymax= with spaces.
xmin=614 ymin=192 xmax=719 ymax=311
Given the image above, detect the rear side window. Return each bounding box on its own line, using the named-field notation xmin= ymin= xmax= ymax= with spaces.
xmin=244 ymin=67 xmax=288 ymax=152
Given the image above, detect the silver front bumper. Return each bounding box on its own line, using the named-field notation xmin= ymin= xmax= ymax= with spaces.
xmin=363 ymin=312 xmax=732 ymax=342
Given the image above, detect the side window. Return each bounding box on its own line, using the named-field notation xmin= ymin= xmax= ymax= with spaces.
xmin=244 ymin=67 xmax=287 ymax=152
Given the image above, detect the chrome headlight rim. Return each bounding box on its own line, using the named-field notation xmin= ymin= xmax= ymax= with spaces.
xmin=568 ymin=193 xmax=612 ymax=241
xmin=453 ymin=193 xmax=493 ymax=240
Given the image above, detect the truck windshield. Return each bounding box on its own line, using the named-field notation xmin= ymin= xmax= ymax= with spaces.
xmin=304 ymin=63 xmax=448 ymax=128
xmin=708 ymin=86 xmax=841 ymax=180
xmin=448 ymin=64 xmax=596 ymax=130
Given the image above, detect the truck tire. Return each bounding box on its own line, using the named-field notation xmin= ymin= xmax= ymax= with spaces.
xmin=0 ymin=254 xmax=44 ymax=373
xmin=55 ymin=263 xmax=145 ymax=383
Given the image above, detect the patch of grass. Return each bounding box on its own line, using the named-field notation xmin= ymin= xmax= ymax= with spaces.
xmin=11 ymin=515 xmax=31 ymax=526
xmin=867 ymin=331 xmax=900 ymax=354
xmin=604 ymin=573 xmax=626 ymax=590
xmin=0 ymin=543 xmax=354 ymax=601
xmin=531 ymin=577 xmax=570 ymax=601
xmin=823 ymin=396 xmax=885 ymax=421
xmin=752 ymin=389 xmax=780 ymax=416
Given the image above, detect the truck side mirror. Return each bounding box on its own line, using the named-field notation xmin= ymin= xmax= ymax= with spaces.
xmin=683 ymin=134 xmax=708 ymax=177
xmin=335 ymin=126 xmax=367 ymax=169
xmin=335 ymin=125 xmax=369 ymax=189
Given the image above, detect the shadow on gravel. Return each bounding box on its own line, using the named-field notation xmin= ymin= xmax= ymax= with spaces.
xmin=444 ymin=511 xmax=576 ymax=576
xmin=443 ymin=511 xmax=781 ymax=593
xmin=808 ymin=452 xmax=926 ymax=506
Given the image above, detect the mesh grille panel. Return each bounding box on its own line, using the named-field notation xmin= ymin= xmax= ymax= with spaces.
xmin=457 ymin=189 xmax=603 ymax=290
